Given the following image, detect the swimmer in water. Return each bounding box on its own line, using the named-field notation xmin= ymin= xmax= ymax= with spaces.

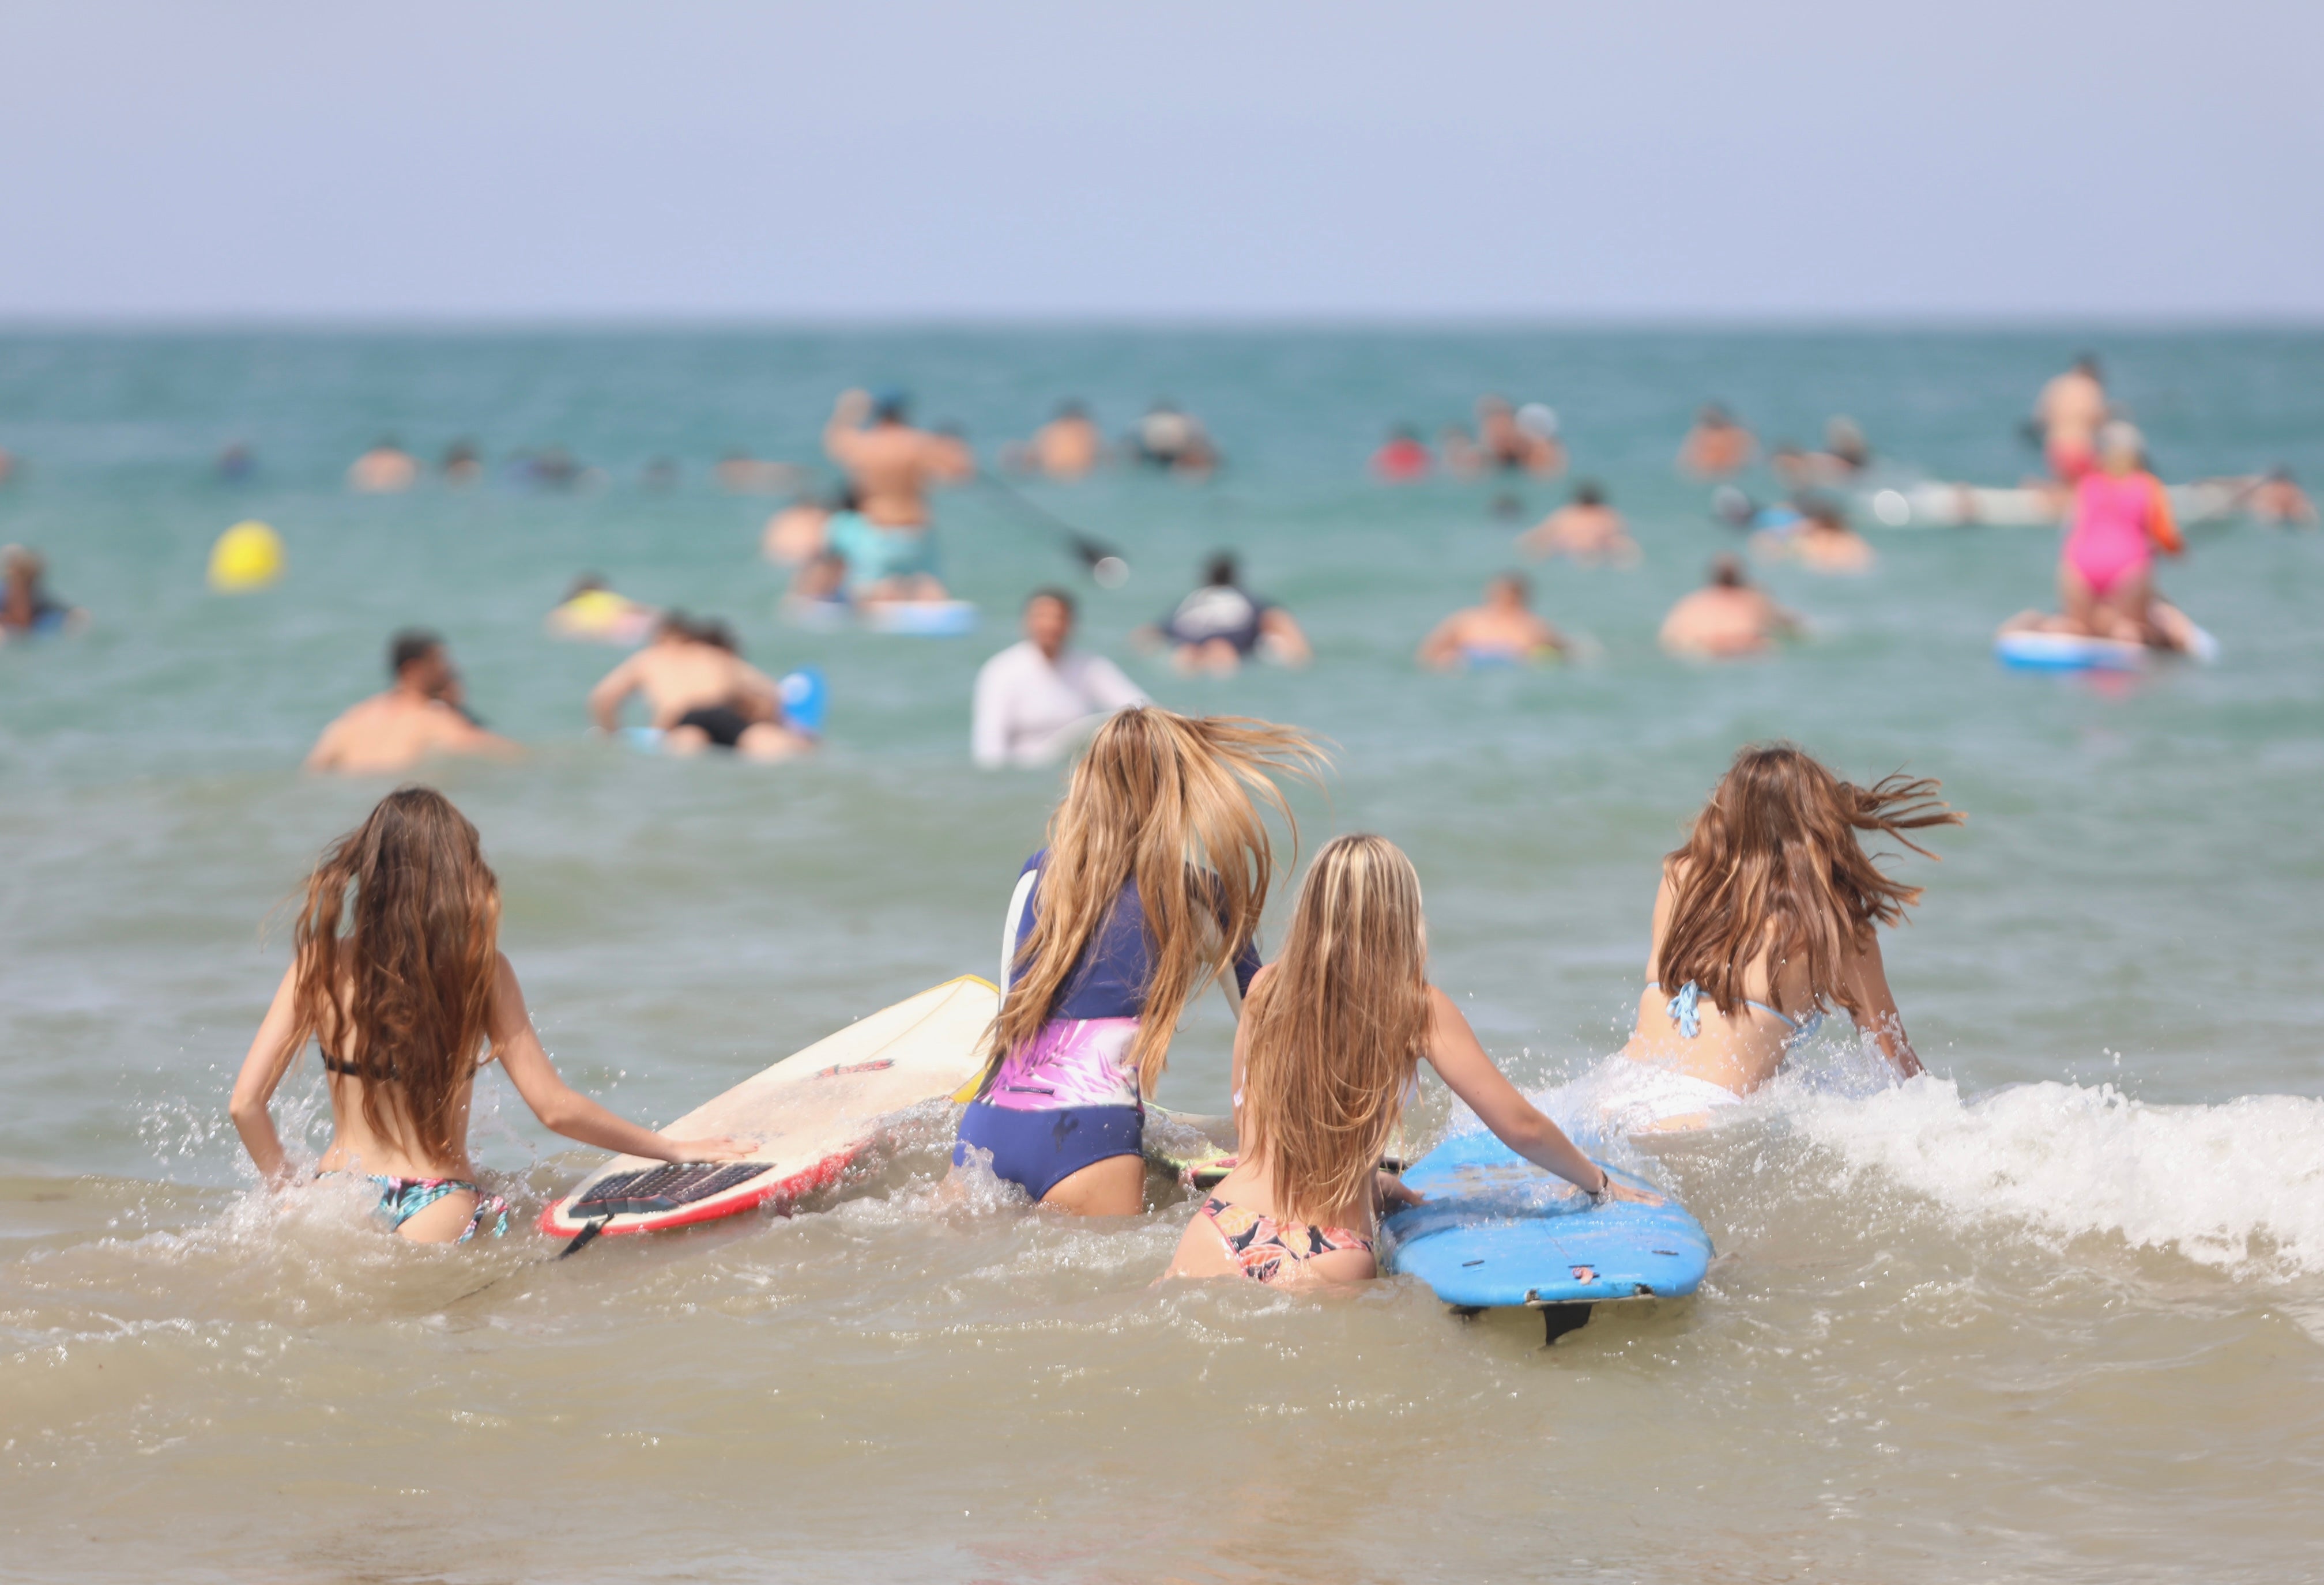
xmin=229 ymin=787 xmax=749 ymax=1243
xmin=715 ymin=452 xmax=801 ymax=495
xmin=2033 ymin=354 xmax=2110 ymax=484
xmin=1162 ymin=835 xmax=1657 ymax=1286
xmin=1605 ymin=744 xmax=1959 ymax=1133
xmin=1416 ymin=572 xmax=1570 ymax=669
xmin=971 ymin=588 xmax=1147 ymax=769
xmin=1659 ymin=555 xmax=1803 ymax=659
xmin=587 ymin=612 xmax=812 ymax=760
xmin=2246 ymin=467 xmax=2318 ymax=528
xmin=958 ymin=705 xmax=1325 ymax=1215
xmin=545 ymin=574 xmax=658 ymax=646
xmin=1136 ymin=552 xmax=1312 ymax=675
xmin=1754 ymin=495 xmax=1876 ymax=574
xmin=1004 ymin=400 xmax=1107 ymax=480
xmin=1475 ymin=396 xmax=1551 ymax=474
xmin=762 ymin=490 xmax=840 ymax=567
xmin=822 ymin=388 xmax=974 ymax=605
xmin=1678 ymin=403 xmax=1757 ymax=478
xmin=1131 ymin=402 xmax=1220 ymax=478
xmin=347 ymin=437 xmax=419 ymax=494
xmin=1518 ymin=480 xmax=1639 ymax=567
xmin=442 ymin=440 xmax=483 ymax=486
xmin=0 ymin=545 xmax=88 ymax=641
xmin=1437 ymin=422 xmax=1486 ymax=478
xmin=1371 ymin=424 xmax=1433 ymax=482
xmin=306 ymin=631 xmax=518 ymax=775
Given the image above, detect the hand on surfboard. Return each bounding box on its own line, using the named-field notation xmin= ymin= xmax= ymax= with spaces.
xmin=1377 ymin=1172 xmax=1424 ymax=1210
xmin=1602 ymin=1179 xmax=1664 ymax=1207
xmin=656 ymin=1134 xmax=756 ymax=1163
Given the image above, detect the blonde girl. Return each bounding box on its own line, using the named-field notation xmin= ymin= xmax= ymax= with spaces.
xmin=1165 ymin=835 xmax=1655 ymax=1287
xmin=955 ymin=705 xmax=1324 ymax=1216
xmin=1617 ymin=742 xmax=1963 ymax=1130
xmin=230 ymin=787 xmax=745 ymax=1243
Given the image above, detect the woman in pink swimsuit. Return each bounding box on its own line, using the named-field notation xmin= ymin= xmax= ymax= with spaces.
xmin=2059 ymin=421 xmax=2182 ymax=643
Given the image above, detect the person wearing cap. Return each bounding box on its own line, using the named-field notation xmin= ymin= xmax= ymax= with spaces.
xmin=971 ymin=588 xmax=1147 ymax=768
xmin=822 ymin=387 xmax=975 ymax=605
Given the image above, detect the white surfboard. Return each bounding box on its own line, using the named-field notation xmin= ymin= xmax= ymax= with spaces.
xmin=538 ymin=975 xmax=998 ymax=1241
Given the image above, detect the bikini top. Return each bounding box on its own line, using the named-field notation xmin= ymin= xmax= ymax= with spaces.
xmin=1647 ymin=980 xmax=1824 ymax=1044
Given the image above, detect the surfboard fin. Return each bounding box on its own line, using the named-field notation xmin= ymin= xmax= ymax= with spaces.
xmin=558 ymin=1219 xmax=609 ymax=1260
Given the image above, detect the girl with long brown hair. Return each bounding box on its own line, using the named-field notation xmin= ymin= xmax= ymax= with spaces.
xmin=1615 ymin=742 xmax=1963 ymax=1130
xmin=229 ymin=787 xmax=745 ymax=1243
xmin=954 ymin=705 xmax=1323 ymax=1216
xmin=1164 ymin=835 xmax=1655 ymax=1287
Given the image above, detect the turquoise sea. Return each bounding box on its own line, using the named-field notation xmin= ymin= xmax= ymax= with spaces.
xmin=3 ymin=327 xmax=2321 ymax=1582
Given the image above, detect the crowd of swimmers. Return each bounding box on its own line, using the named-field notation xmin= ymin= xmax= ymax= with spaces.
xmin=232 ymin=718 xmax=1956 ymax=1288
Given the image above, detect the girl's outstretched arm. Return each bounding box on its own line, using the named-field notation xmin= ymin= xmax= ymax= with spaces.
xmin=1847 ymin=932 xmax=1923 ymax=1080
xmin=228 ymin=964 xmax=306 ymax=1184
xmin=1420 ymin=987 xmax=1660 ymax=1205
xmin=487 ymin=956 xmax=752 ymax=1163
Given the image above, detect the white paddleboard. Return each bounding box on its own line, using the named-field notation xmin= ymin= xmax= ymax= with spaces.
xmin=538 ymin=975 xmax=997 ymax=1240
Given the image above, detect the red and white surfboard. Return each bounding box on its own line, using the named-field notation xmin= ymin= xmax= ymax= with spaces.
xmin=538 ymin=975 xmax=998 ymax=1240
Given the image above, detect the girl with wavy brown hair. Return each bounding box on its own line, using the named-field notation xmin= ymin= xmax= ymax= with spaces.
xmin=229 ymin=787 xmax=745 ymax=1243
xmin=1164 ymin=835 xmax=1656 ymax=1287
xmin=1615 ymin=743 xmax=1963 ymax=1131
xmin=954 ymin=705 xmax=1324 ymax=1216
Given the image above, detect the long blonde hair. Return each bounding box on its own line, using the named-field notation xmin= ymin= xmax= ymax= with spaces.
xmin=989 ymin=705 xmax=1324 ymax=1096
xmin=1656 ymin=743 xmax=1963 ymax=1023
xmin=287 ymin=787 xmax=501 ymax=1163
xmin=1238 ymin=835 xmax=1433 ymax=1224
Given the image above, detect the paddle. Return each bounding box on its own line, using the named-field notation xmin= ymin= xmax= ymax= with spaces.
xmin=973 ymin=474 xmax=1130 ymax=588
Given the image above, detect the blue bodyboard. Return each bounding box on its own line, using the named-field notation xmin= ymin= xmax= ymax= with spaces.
xmin=1384 ymin=1131 xmax=1711 ymax=1309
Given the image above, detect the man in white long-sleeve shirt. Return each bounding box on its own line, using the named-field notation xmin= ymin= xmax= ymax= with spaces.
xmin=971 ymin=588 xmax=1146 ymax=768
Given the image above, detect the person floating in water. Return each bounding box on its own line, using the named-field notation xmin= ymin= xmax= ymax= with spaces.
xmin=1753 ymin=495 xmax=1876 ymax=575
xmin=1137 ymin=552 xmax=1312 ymax=675
xmin=1659 ymin=554 xmax=1802 ymax=659
xmin=1997 ymin=421 xmax=2195 ymax=651
xmin=0 ymin=545 xmax=87 ymax=641
xmin=1601 ymin=745 xmax=1960 ymax=1133
xmin=1003 ymin=400 xmax=1106 ymax=480
xmin=1417 ymin=572 xmax=1570 ymax=669
xmin=971 ymin=588 xmax=1147 ymax=768
xmin=347 ymin=437 xmax=419 ymax=493
xmin=1370 ymin=424 xmax=1432 ymax=482
xmin=229 ymin=788 xmax=749 ymax=1243
xmin=545 ymin=575 xmax=658 ymax=646
xmin=1518 ymin=480 xmax=1638 ymax=566
xmin=2245 ymin=467 xmax=2317 ymax=528
xmin=1162 ymin=835 xmax=1656 ymax=1287
xmin=307 ymin=630 xmax=517 ymax=775
xmin=2032 ymin=353 xmax=2110 ymax=484
xmin=1678 ymin=403 xmax=1756 ymax=478
xmin=1130 ymin=402 xmax=1219 ymax=478
xmin=587 ymin=613 xmax=812 ymax=760
xmin=822 ymin=388 xmax=974 ymax=606
xmin=957 ymin=706 xmax=1324 ymax=1214
xmin=442 ymin=439 xmax=483 ymax=486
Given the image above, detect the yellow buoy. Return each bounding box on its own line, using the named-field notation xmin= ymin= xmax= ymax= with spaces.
xmin=208 ymin=520 xmax=284 ymax=592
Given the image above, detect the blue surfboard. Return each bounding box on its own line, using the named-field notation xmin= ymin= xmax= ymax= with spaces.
xmin=1384 ymin=1131 xmax=1711 ymax=1339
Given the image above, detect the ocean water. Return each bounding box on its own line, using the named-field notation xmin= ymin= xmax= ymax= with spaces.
xmin=2 ymin=327 xmax=2322 ymax=1583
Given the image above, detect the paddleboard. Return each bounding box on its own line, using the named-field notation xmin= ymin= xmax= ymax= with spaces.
xmin=1995 ymin=625 xmax=2217 ymax=671
xmin=1384 ymin=1130 xmax=1711 ymax=1335
xmin=619 ymin=667 xmax=827 ymax=752
xmin=862 ymin=599 xmax=978 ymax=637
xmin=539 ymin=975 xmax=997 ymax=1241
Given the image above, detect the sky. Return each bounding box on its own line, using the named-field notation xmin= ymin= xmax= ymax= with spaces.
xmin=4 ymin=0 xmax=2319 ymax=322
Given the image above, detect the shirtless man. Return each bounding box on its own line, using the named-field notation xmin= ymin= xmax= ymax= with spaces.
xmin=1659 ymin=556 xmax=1802 ymax=659
xmin=347 ymin=438 xmax=419 ymax=493
xmin=586 ymin=614 xmax=811 ymax=761
xmin=1417 ymin=573 xmax=1571 ymax=669
xmin=2246 ymin=467 xmax=2318 ymax=528
xmin=1005 ymin=400 xmax=1105 ymax=480
xmin=1678 ymin=405 xmax=1756 ymax=478
xmin=1519 ymin=481 xmax=1638 ymax=566
xmin=307 ymin=631 xmax=517 ymax=773
xmin=2033 ymin=355 xmax=2109 ymax=483
xmin=1753 ymin=497 xmax=1875 ymax=574
xmin=822 ymin=389 xmax=974 ymax=603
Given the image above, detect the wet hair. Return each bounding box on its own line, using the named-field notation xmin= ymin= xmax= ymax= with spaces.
xmin=1203 ymin=551 xmax=1240 ymax=587
xmin=1573 ymin=480 xmax=1606 ymax=507
xmin=1056 ymin=398 xmax=1088 ymax=420
xmin=389 ymin=628 xmax=444 ymax=678
xmin=986 ymin=707 xmax=1327 ymax=1099
xmin=871 ymin=390 xmax=909 ymax=424
xmin=2075 ymin=353 xmax=2102 ymax=378
xmin=288 ymin=787 xmax=502 ymax=1164
xmin=1710 ymin=554 xmax=1746 ymax=589
xmin=656 ymin=609 xmax=696 ymax=641
xmin=1239 ymin=835 xmax=1433 ymax=1224
xmin=564 ymin=572 xmax=608 ymax=601
xmin=696 ymin=618 xmax=740 ymax=654
xmin=1699 ymin=403 xmax=1733 ymax=426
xmin=1024 ymin=586 xmax=1076 ymax=618
xmin=1655 ymin=744 xmax=1963 ymax=1028
xmin=1489 ymin=570 xmax=1531 ymax=602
